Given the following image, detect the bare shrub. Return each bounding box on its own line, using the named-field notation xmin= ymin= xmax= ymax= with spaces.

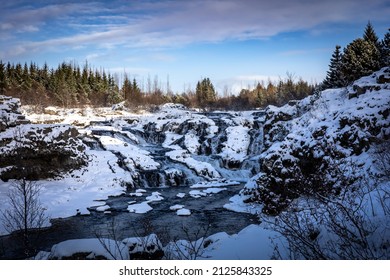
xmin=267 ymin=159 xmax=390 ymax=259
xmin=94 ymin=218 xmax=128 ymax=260
xmin=164 ymin=222 xmax=211 ymax=260
xmin=1 ymin=179 xmax=48 ymax=257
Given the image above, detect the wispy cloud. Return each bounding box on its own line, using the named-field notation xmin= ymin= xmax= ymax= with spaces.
xmin=1 ymin=0 xmax=389 ymax=59
xmin=0 ymin=2 xmax=103 ymax=34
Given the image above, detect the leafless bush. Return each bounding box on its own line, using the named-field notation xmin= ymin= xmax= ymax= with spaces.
xmin=93 ymin=215 xmax=213 ymax=260
xmin=267 ymin=158 xmax=390 ymax=259
xmin=94 ymin=218 xmax=128 ymax=260
xmin=1 ymin=179 xmax=48 ymax=257
xmin=374 ymin=139 xmax=390 ymax=179
xmin=164 ymin=222 xmax=211 ymax=260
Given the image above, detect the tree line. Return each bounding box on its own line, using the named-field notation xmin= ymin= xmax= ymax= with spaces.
xmin=322 ymin=22 xmax=389 ymax=89
xmin=0 ymin=61 xmax=121 ymax=108
xmin=0 ymin=60 xmax=316 ymax=111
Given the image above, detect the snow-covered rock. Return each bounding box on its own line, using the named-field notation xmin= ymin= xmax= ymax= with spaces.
xmin=146 ymin=191 xmax=164 ymax=202
xmin=169 ymin=204 xmax=185 ymax=211
xmin=176 ymin=208 xmax=191 ymax=216
xmin=0 ymin=95 xmax=29 ymax=131
xmin=243 ymin=67 xmax=390 ymax=215
xmin=176 ymin=192 xmax=186 ymax=198
xmin=40 ymin=238 xmax=129 ymax=260
xmin=0 ymin=123 xmax=87 ymax=180
xmin=123 ymin=233 xmax=163 ymax=259
xmin=127 ymin=202 xmax=153 ymax=213
xmin=0 ymin=95 xmax=88 ymax=180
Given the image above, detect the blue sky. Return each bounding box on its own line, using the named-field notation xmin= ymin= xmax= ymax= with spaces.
xmin=0 ymin=0 xmax=389 ymax=94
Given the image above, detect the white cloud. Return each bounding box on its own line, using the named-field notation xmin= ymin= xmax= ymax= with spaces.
xmin=215 ymin=74 xmax=281 ymax=95
xmin=85 ymin=53 xmax=104 ymax=61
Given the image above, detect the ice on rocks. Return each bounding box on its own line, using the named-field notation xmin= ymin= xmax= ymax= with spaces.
xmin=146 ymin=192 xmax=164 ymax=202
xmin=176 ymin=192 xmax=186 ymax=198
xmin=166 ymin=149 xmax=221 ymax=179
xmin=98 ymin=135 xmax=160 ymax=171
xmin=127 ymin=202 xmax=153 ymax=213
xmin=176 ymin=208 xmax=191 ymax=216
xmin=203 ymin=187 xmax=227 ymax=194
xmin=169 ymin=204 xmax=185 ymax=211
xmin=189 ymin=190 xmax=208 ymax=198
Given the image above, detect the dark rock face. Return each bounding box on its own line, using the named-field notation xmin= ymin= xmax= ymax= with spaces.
xmin=0 ymin=124 xmax=87 ymax=181
xmin=0 ymin=95 xmax=87 ymax=181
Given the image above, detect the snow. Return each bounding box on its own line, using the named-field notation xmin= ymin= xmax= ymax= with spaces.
xmin=219 ymin=126 xmax=250 ymax=163
xmin=127 ymin=202 xmax=153 ymax=214
xmin=202 ymin=187 xmax=227 ymax=194
xmin=98 ymin=135 xmax=160 ymax=171
xmin=129 ymin=192 xmax=143 ymax=197
xmin=184 ymin=131 xmax=200 ymax=154
xmin=145 ymin=191 xmax=164 ymax=202
xmin=162 ymin=132 xmax=183 ymax=148
xmin=123 ymin=233 xmax=162 ymax=255
xmin=224 ymin=194 xmax=262 ymax=214
xmin=169 ymin=204 xmax=185 ymax=211
xmin=176 ymin=192 xmax=186 ymax=198
xmin=45 ymin=238 xmax=129 ymax=260
xmin=189 ymin=190 xmax=208 ymax=198
xmin=190 ymin=179 xmax=240 ymax=188
xmin=202 ymin=224 xmax=285 ymax=259
xmin=162 ymin=223 xmax=286 ymax=260
xmin=25 ymin=105 xmax=138 ymax=127
xmin=176 ymin=208 xmax=191 ymax=216
xmin=95 ymin=204 xmax=110 ymax=212
xmin=166 ymin=149 xmax=221 ymax=179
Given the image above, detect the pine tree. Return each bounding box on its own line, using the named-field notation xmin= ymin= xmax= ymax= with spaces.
xmin=363 ymin=21 xmax=383 ymax=68
xmin=380 ymin=28 xmax=390 ymax=67
xmin=323 ymin=45 xmax=345 ymax=89
xmin=0 ymin=61 xmax=6 ymax=94
xmin=122 ymin=74 xmax=132 ymax=101
xmin=363 ymin=21 xmax=380 ymax=48
xmin=132 ymin=78 xmax=142 ymax=105
xmin=196 ymin=78 xmax=216 ymax=109
xmin=341 ymin=38 xmax=381 ymax=83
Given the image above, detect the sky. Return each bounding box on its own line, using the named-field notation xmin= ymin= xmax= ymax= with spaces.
xmin=0 ymin=0 xmax=389 ymax=94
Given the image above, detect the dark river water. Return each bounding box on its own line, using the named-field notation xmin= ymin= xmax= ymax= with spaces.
xmin=0 ymin=183 xmax=258 ymax=259
xmin=0 ymin=114 xmax=264 ymax=259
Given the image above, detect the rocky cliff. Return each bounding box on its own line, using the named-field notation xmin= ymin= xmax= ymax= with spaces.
xmin=0 ymin=95 xmax=87 ymax=181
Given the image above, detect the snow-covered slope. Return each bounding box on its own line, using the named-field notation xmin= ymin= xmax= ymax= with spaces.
xmin=243 ymin=67 xmax=390 ymax=215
